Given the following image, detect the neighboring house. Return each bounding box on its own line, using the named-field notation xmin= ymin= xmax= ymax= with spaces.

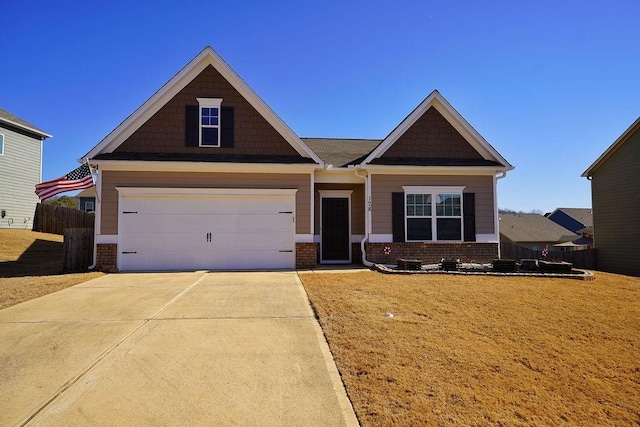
xmin=0 ymin=108 xmax=52 ymax=229
xmin=82 ymin=47 xmax=513 ymax=272
xmin=546 ymin=207 xmax=593 ymax=234
xmin=499 ymin=213 xmax=580 ymax=251
xmin=583 ymin=117 xmax=640 ymax=277
xmin=77 ymin=187 xmax=96 ymax=213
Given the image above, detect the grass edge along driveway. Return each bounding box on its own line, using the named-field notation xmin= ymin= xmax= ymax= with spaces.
xmin=299 ymin=271 xmax=640 ymax=426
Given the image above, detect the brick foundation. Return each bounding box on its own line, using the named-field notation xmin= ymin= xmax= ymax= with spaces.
xmin=96 ymin=244 xmax=118 ymax=272
xmin=296 ymin=243 xmax=319 ymax=269
xmin=365 ymin=242 xmax=498 ymax=265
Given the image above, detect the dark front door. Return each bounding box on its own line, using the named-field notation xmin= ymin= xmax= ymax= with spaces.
xmin=321 ymin=197 xmax=350 ymax=262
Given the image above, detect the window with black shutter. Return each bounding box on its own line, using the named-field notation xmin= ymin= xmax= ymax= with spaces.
xmin=396 ymin=186 xmax=470 ymax=242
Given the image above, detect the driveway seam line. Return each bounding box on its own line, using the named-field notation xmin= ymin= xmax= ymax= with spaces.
xmin=17 ymin=272 xmax=208 ymax=427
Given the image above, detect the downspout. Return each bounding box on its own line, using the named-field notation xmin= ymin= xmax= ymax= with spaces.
xmin=495 ymin=171 xmax=508 ymax=258
xmin=87 ymin=167 xmax=100 ymax=271
xmin=354 ymin=166 xmax=373 ymax=267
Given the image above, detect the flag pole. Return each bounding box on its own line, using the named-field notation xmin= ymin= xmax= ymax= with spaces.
xmin=85 ymin=157 xmax=100 ymax=203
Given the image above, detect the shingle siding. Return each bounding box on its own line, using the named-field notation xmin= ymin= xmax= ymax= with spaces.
xmin=115 ymin=65 xmax=302 ymax=158
xmin=0 ymin=126 xmax=42 ymax=229
xmin=380 ymin=107 xmax=484 ymax=161
xmin=591 ymin=127 xmax=640 ymax=276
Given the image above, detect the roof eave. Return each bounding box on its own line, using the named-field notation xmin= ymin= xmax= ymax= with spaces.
xmin=0 ymin=117 xmax=52 ymax=139
xmin=582 ymin=116 xmax=640 ymax=177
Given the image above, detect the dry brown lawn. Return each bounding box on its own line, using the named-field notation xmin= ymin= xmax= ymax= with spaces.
xmin=300 ymin=271 xmax=640 ymax=426
xmin=0 ymin=229 xmax=103 ymax=310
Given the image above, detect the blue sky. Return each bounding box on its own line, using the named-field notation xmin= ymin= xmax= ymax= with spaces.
xmin=3 ymin=0 xmax=639 ymax=213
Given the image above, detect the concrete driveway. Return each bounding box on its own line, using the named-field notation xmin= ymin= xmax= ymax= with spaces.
xmin=0 ymin=272 xmax=358 ymax=426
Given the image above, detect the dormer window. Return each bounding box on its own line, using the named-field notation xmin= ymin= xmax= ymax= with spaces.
xmin=197 ymin=98 xmax=223 ymax=147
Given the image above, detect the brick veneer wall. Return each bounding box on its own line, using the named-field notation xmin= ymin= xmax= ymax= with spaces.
xmin=352 ymin=242 xmax=363 ymax=265
xmin=96 ymin=244 xmax=118 ymax=272
xmin=365 ymin=242 xmax=498 ymax=265
xmin=296 ymin=243 xmax=318 ymax=269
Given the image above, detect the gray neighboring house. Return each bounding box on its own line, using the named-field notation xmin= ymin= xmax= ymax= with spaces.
xmin=583 ymin=117 xmax=640 ymax=277
xmin=0 ymin=107 xmax=52 ymax=229
xmin=499 ymin=213 xmax=579 ymax=251
xmin=77 ymin=187 xmax=96 ymax=213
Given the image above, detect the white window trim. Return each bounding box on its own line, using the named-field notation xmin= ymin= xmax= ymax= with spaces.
xmin=197 ymin=97 xmax=223 ymax=147
xmin=85 ymin=200 xmax=95 ymax=213
xmin=402 ymin=186 xmax=466 ymax=242
xmin=0 ymin=134 xmax=4 ymax=155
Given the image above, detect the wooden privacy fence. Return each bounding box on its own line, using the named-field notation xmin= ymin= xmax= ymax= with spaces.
xmin=33 ymin=203 xmax=94 ymax=235
xmin=500 ymin=241 xmax=596 ymax=269
xmin=63 ymin=228 xmax=94 ymax=272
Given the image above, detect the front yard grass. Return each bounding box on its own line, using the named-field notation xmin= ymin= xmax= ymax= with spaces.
xmin=299 ymin=271 xmax=640 ymax=426
xmin=0 ymin=230 xmax=103 ymax=310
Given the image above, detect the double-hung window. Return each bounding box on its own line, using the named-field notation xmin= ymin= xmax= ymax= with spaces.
xmin=197 ymin=98 xmax=222 ymax=147
xmin=404 ymin=186 xmax=465 ymax=241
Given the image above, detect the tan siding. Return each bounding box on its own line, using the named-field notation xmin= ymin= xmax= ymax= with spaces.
xmin=115 ymin=66 xmax=301 ymax=157
xmin=591 ymin=127 xmax=640 ymax=276
xmin=0 ymin=126 xmax=42 ymax=228
xmin=100 ymin=171 xmax=311 ymax=235
xmin=314 ymin=183 xmax=365 ymax=236
xmin=371 ymin=174 xmax=494 ymax=234
xmin=381 ymin=107 xmax=484 ymax=160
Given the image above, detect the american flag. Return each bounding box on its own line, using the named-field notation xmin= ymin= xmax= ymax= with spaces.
xmin=35 ymin=164 xmax=94 ymax=201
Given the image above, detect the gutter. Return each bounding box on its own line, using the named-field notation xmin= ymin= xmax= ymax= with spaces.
xmin=353 ymin=166 xmax=373 ymax=267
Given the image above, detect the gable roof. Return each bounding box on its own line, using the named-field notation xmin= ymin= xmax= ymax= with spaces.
xmin=548 ymin=208 xmax=593 ymax=227
xmin=0 ymin=107 xmax=52 ymax=139
xmin=361 ymin=90 xmax=513 ymax=170
xmin=582 ymin=116 xmax=640 ymax=177
xmin=82 ymin=47 xmax=322 ymax=165
xmin=499 ymin=213 xmax=579 ymax=243
xmin=302 ymin=138 xmax=381 ymax=167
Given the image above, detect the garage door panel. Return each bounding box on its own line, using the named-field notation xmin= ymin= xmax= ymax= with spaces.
xmin=123 ymin=196 xmax=291 ymax=215
xmin=118 ymin=190 xmax=296 ymax=271
xmin=122 ymin=232 xmax=210 ymax=252
xmin=211 ymin=232 xmax=293 ymax=251
xmin=121 ymin=215 xmax=217 ymax=234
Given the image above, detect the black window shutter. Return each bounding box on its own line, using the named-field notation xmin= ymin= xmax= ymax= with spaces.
xmin=221 ymin=106 xmax=234 ymax=148
xmin=185 ymin=105 xmax=199 ymax=147
xmin=392 ymin=192 xmax=405 ymax=242
xmin=463 ymin=192 xmax=476 ymax=242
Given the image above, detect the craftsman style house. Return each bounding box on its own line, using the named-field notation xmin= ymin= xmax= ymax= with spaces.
xmin=0 ymin=108 xmax=51 ymax=229
xmin=583 ymin=117 xmax=640 ymax=277
xmin=83 ymin=47 xmax=513 ymax=271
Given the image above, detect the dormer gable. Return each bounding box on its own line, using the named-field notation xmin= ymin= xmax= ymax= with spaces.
xmin=362 ymin=90 xmax=512 ymax=169
xmin=83 ymin=47 xmax=322 ymax=165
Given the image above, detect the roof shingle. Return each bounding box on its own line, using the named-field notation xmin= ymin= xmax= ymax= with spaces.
xmin=499 ymin=213 xmax=579 ymax=244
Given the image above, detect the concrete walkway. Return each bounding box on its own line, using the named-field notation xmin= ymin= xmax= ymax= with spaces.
xmin=0 ymin=272 xmax=358 ymax=426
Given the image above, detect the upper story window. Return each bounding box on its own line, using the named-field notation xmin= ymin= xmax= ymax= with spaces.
xmin=197 ymin=98 xmax=223 ymax=147
xmin=404 ymin=186 xmax=465 ymax=241
xmin=0 ymin=134 xmax=4 ymax=155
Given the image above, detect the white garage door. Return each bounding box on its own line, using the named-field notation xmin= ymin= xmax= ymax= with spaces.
xmin=117 ymin=188 xmax=297 ymax=271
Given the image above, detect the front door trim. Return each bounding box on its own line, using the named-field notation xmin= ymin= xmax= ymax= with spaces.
xmin=319 ymin=190 xmax=352 ymax=264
